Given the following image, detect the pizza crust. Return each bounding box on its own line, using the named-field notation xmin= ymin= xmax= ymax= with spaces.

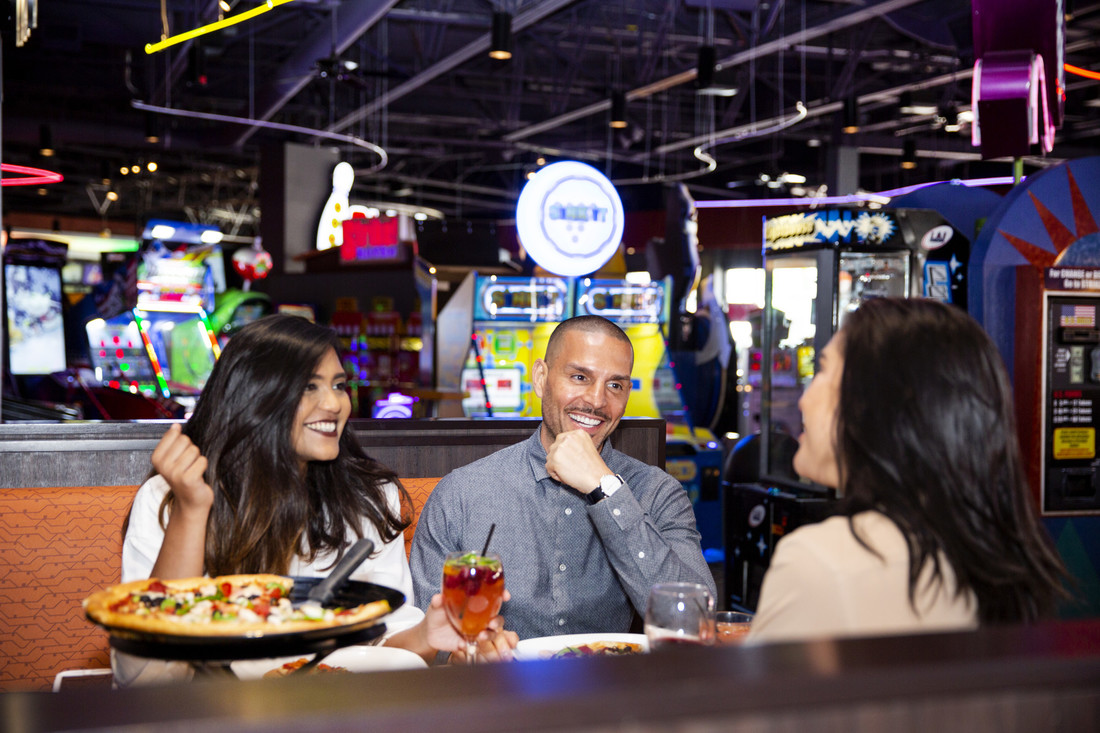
xmin=84 ymin=574 xmax=390 ymax=637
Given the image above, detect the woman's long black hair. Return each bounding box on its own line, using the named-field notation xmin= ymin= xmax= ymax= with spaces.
xmin=151 ymin=314 xmax=408 ymax=576
xmin=835 ymin=298 xmax=1068 ymax=624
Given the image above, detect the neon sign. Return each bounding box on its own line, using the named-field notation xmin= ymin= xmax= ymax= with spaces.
xmin=1 ymin=163 xmax=63 ymax=187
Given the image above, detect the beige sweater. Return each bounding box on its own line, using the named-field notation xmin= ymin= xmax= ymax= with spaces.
xmin=746 ymin=511 xmax=978 ymax=644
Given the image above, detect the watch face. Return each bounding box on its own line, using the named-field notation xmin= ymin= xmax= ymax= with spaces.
xmin=600 ymin=474 xmax=624 ymax=493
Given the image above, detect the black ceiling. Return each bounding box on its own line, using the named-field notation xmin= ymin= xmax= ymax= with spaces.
xmin=3 ymin=0 xmax=1099 ymax=239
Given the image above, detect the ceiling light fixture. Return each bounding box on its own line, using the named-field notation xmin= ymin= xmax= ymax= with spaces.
xmin=609 ymin=91 xmax=627 ymax=129
xmin=489 ymin=11 xmax=513 ymax=60
xmin=39 ymin=125 xmax=55 ymax=157
xmin=842 ymin=96 xmax=860 ymax=134
xmin=900 ymin=139 xmax=917 ymax=169
xmin=899 ymin=91 xmax=938 ymax=116
xmin=144 ymin=113 xmax=161 ymax=144
xmin=942 ymin=104 xmax=961 ymax=133
xmin=696 ymin=45 xmax=716 ymax=90
xmin=145 ymin=0 xmax=296 ymax=55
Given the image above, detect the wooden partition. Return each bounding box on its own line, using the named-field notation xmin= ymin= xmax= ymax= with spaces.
xmin=0 ymin=418 xmax=665 ymax=488
xmin=4 ymin=621 xmax=1100 ymax=732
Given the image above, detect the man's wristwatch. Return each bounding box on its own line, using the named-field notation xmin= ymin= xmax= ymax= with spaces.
xmin=586 ymin=473 xmax=624 ymax=505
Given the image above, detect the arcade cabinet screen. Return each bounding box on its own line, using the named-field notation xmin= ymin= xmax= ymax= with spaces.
xmin=5 ymin=264 xmax=66 ymax=375
xmin=141 ymin=311 xmax=217 ymax=393
xmin=230 ymin=302 xmax=269 ymax=328
xmin=83 ymin=262 xmax=104 ymax=286
xmin=86 ymin=316 xmax=158 ymax=388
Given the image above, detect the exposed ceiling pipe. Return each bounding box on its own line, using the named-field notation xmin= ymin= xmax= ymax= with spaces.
xmin=652 ymin=68 xmax=974 ymax=157
xmin=503 ymin=0 xmax=929 ymax=144
xmin=327 ymin=0 xmax=583 ymax=135
xmin=232 ymin=0 xmax=400 ymax=148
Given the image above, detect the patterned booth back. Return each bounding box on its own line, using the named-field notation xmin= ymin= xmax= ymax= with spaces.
xmin=0 ymin=479 xmax=441 ymax=691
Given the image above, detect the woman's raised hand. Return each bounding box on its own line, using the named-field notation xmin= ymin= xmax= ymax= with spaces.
xmin=151 ymin=423 xmax=213 ymax=514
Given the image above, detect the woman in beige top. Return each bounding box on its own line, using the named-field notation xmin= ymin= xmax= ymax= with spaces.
xmin=748 ymin=298 xmax=1068 ymax=643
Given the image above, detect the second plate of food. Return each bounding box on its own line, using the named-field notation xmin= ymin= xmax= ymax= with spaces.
xmin=231 ymin=645 xmax=428 ymax=679
xmin=513 ymin=633 xmax=648 ymax=661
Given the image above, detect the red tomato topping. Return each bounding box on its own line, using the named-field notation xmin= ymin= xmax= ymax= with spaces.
xmin=220 ymin=582 xmax=232 ymax=597
xmin=148 ymin=580 xmax=168 ymax=594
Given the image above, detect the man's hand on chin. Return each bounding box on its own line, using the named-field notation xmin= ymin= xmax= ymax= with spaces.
xmin=545 ymin=429 xmax=611 ymax=493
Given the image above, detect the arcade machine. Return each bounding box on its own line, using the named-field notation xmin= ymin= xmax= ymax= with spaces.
xmin=455 ymin=274 xmax=574 ymax=418
xmin=209 ymin=288 xmax=272 ymax=348
xmin=636 ymin=184 xmax=727 ymax=560
xmin=4 ymin=239 xmax=68 ymax=379
xmin=333 ymin=266 xmax=433 ymax=420
xmin=209 ymin=239 xmax=275 ymax=348
xmin=85 ymin=223 xmax=223 ymax=414
xmin=2 ymin=238 xmax=71 ymax=417
xmin=723 ymin=206 xmax=971 ymax=611
xmin=574 ymin=275 xmax=724 ymax=556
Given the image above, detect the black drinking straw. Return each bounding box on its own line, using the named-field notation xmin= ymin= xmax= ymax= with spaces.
xmin=480 ymin=523 xmax=496 ymax=557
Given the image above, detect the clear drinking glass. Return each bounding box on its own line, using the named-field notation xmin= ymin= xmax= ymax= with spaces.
xmin=644 ymin=582 xmax=716 ymax=650
xmin=441 ymin=551 xmax=505 ymax=664
xmin=715 ymin=611 xmax=754 ymax=646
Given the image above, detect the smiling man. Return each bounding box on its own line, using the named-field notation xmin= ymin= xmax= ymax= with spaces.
xmin=410 ymin=316 xmax=714 ymax=641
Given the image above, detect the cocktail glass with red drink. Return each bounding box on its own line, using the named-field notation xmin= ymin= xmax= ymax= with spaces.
xmin=441 ymin=551 xmax=504 ymax=663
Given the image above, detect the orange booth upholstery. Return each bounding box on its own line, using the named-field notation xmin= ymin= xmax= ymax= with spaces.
xmin=0 ymin=479 xmax=442 ymax=692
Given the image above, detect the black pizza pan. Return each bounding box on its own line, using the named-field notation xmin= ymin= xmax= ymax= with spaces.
xmin=92 ymin=577 xmax=405 ymax=663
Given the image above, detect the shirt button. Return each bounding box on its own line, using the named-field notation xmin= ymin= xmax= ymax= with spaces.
xmin=613 ymin=508 xmax=621 ymax=517
xmin=559 ymin=563 xmax=567 ymax=572
xmin=638 ymin=551 xmax=645 ymax=559
xmin=565 ymin=508 xmax=573 ymax=516
xmin=558 ymin=618 xmax=566 ymax=626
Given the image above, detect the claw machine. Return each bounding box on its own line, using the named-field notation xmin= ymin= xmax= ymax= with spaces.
xmin=723 ymin=207 xmax=967 ymax=611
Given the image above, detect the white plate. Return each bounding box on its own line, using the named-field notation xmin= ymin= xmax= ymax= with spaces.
xmin=513 ymin=633 xmax=649 ymax=661
xmin=230 ymin=645 xmax=428 ymax=679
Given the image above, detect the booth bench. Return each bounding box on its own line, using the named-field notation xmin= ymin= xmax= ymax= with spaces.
xmin=0 ymin=419 xmax=665 ymax=691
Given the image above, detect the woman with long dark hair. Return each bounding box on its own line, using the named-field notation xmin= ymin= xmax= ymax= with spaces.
xmin=747 ymin=298 xmax=1068 ymax=642
xmin=116 ymin=315 xmax=513 ymax=684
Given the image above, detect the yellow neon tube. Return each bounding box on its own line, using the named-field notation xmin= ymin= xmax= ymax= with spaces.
xmin=145 ymin=0 xmax=295 ymax=55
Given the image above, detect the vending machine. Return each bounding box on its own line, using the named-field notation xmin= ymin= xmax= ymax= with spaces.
xmin=1040 ymin=271 xmax=1100 ymax=515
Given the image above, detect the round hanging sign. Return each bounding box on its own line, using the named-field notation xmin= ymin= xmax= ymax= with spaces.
xmin=515 ymin=161 xmax=624 ymax=277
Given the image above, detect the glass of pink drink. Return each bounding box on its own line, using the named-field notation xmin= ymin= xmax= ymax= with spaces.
xmin=441 ymin=551 xmax=504 ymax=663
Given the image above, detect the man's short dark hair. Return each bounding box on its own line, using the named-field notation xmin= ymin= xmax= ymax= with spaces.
xmin=544 ymin=315 xmax=633 ymax=365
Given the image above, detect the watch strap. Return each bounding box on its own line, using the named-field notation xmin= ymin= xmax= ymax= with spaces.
xmin=585 ymin=486 xmax=607 ymax=505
